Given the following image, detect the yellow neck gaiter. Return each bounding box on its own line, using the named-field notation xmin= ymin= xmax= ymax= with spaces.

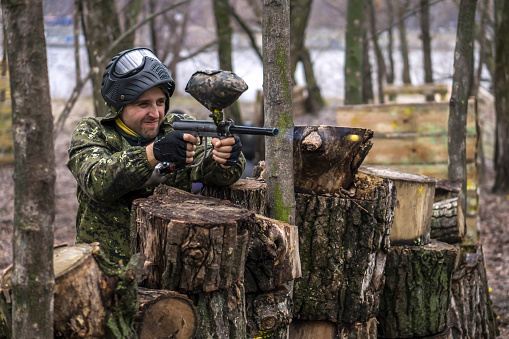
xmin=115 ymin=118 xmax=139 ymax=138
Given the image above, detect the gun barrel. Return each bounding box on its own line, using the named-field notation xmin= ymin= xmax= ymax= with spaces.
xmin=229 ymin=125 xmax=279 ymax=136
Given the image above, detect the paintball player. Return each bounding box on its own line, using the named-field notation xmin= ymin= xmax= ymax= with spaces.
xmin=67 ymin=47 xmax=245 ymax=264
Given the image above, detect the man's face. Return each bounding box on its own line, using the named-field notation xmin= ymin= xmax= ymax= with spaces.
xmin=119 ymin=86 xmax=167 ymax=140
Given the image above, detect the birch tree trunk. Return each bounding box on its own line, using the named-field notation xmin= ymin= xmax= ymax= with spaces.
xmin=263 ymin=0 xmax=296 ymax=225
xmin=448 ymin=0 xmax=477 ymax=213
xmin=0 ymin=0 xmax=56 ymax=337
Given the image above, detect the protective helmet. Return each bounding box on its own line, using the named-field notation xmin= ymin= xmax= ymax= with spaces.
xmin=101 ymin=47 xmax=175 ymax=112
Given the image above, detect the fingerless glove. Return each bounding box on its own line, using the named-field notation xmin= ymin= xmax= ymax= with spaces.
xmin=153 ymin=131 xmax=188 ymax=168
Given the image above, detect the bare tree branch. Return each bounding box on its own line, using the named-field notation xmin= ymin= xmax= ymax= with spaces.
xmin=54 ymin=0 xmax=191 ymax=138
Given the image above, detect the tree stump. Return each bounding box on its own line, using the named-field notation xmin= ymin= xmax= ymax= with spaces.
xmin=378 ymin=240 xmax=459 ymax=338
xmin=431 ymin=197 xmax=466 ymax=243
xmin=449 ymin=241 xmax=499 ymax=338
xmin=293 ymin=173 xmax=396 ymax=323
xmin=293 ymin=125 xmax=373 ymax=194
xmin=360 ymin=165 xmax=436 ymax=246
xmin=135 ymin=287 xmax=198 ymax=339
xmin=0 ymin=243 xmax=140 ymax=339
xmin=205 ymin=174 xmax=396 ymax=326
xmin=288 ymin=318 xmax=378 ymax=339
xmin=132 ymin=186 xmax=256 ymax=338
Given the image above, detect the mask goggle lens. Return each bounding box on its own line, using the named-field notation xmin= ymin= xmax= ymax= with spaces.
xmin=114 ymin=48 xmax=160 ymax=76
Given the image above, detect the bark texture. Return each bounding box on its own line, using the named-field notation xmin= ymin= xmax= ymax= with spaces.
xmin=378 ymin=241 xmax=458 ymax=338
xmin=431 ymin=197 xmax=466 ymax=244
xmin=449 ymin=242 xmax=499 ymax=338
xmin=293 ymin=176 xmax=395 ymax=323
xmin=1 ymin=0 xmax=56 ymax=337
xmin=263 ymin=0 xmax=295 ymax=225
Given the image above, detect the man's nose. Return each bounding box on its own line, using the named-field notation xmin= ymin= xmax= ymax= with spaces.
xmin=147 ymin=103 xmax=160 ymax=117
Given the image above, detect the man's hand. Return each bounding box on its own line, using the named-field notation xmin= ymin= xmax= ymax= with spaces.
xmin=211 ymin=136 xmax=242 ymax=169
xmin=150 ymin=131 xmax=198 ymax=168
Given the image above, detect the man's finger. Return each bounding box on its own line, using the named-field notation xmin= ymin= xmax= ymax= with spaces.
xmin=183 ymin=133 xmax=200 ymax=144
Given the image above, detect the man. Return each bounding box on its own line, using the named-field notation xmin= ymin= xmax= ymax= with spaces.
xmin=67 ymin=48 xmax=245 ymax=264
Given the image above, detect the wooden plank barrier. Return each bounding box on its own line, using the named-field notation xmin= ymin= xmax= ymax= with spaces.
xmin=383 ymin=83 xmax=449 ymax=102
xmin=337 ymin=99 xmax=479 ymax=239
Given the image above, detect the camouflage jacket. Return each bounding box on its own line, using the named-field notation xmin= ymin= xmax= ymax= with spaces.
xmin=67 ymin=112 xmax=245 ymax=264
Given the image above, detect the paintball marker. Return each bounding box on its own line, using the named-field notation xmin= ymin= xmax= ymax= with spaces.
xmin=160 ymin=70 xmax=278 ymax=171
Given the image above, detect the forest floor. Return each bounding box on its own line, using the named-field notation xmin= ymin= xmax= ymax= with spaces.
xmin=0 ymin=94 xmax=508 ymax=337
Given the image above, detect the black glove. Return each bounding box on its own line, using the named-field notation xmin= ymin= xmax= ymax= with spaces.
xmin=224 ymin=135 xmax=242 ymax=167
xmin=153 ymin=131 xmax=189 ymax=168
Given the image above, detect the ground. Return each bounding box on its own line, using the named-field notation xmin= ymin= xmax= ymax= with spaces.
xmin=0 ymin=96 xmax=508 ymax=337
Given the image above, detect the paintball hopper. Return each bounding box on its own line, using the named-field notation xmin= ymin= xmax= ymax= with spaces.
xmin=185 ymin=70 xmax=248 ymax=112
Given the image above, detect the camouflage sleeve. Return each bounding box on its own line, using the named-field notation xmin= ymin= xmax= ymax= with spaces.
xmin=66 ymin=118 xmax=154 ymax=203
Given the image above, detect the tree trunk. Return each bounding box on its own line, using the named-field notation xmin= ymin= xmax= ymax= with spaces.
xmin=1 ymin=244 xmax=141 ymax=339
xmin=1 ymin=0 xmax=55 ymax=337
xmin=362 ymin=6 xmax=374 ymax=105
xmin=300 ymin=47 xmax=325 ymax=113
xmin=449 ymin=0 xmax=477 ymax=213
xmin=344 ymin=0 xmax=364 ymax=104
xmin=386 ymin=0 xmax=396 ymax=85
xmin=360 ymin=166 xmax=436 ymax=246
xmin=79 ymin=0 xmax=123 ymax=117
xmin=378 ymin=241 xmax=459 ymax=338
xmin=293 ymin=126 xmax=373 ymax=194
xmin=214 ymin=0 xmax=242 ymax=124
xmin=369 ymin=0 xmax=386 ymax=104
xmin=493 ymin=0 xmax=509 ymax=193
xmin=135 ymin=287 xmax=198 ymax=339
xmin=290 ymin=0 xmax=312 ymax=83
xmin=398 ymin=0 xmax=412 ymax=84
xmin=449 ymin=242 xmax=499 ymax=338
xmin=263 ymin=0 xmax=295 ymax=225
xmin=421 ymin=0 xmax=435 ymax=101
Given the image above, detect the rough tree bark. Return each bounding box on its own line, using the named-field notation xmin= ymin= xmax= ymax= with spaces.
xmin=448 ymin=0 xmax=477 ymax=213
xmin=0 ymin=0 xmax=55 ymax=337
xmin=378 ymin=241 xmax=458 ymax=338
xmin=493 ymin=0 xmax=509 ymax=193
xmin=263 ymin=0 xmax=296 ymax=225
xmin=344 ymin=0 xmax=364 ymax=105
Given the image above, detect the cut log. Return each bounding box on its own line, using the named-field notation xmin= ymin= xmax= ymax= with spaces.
xmin=203 ymin=178 xmax=267 ymax=215
xmin=1 ymin=243 xmax=140 ymax=339
xmin=431 ymin=197 xmax=466 ymax=244
xmin=378 ymin=240 xmax=459 ymax=338
xmin=244 ymin=215 xmax=301 ymax=293
xmin=360 ymin=165 xmax=436 ymax=246
xmin=132 ymin=187 xmax=256 ymax=338
xmin=288 ymin=318 xmax=378 ymax=339
xmin=245 ymin=283 xmax=293 ymax=338
xmin=294 ymin=174 xmax=395 ymax=323
xmin=205 ymin=175 xmax=397 ymax=324
xmin=135 ymin=287 xmax=197 ymax=339
xmin=293 ymin=125 xmax=374 ymax=194
xmin=449 ymin=242 xmax=499 ymax=338
xmin=133 ymin=186 xmax=255 ymax=292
